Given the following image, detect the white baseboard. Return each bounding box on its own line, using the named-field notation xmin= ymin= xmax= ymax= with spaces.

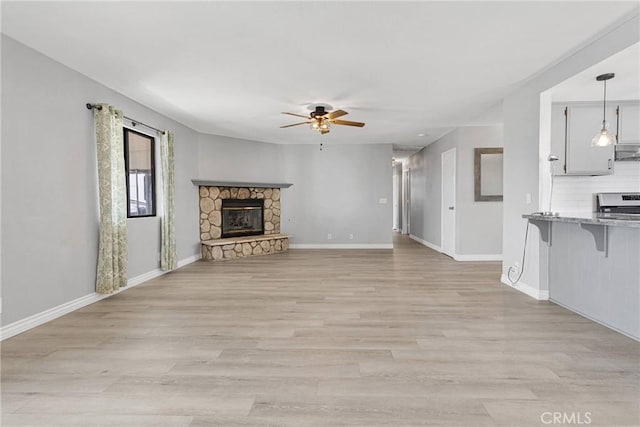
xmin=409 ymin=234 xmax=442 ymax=252
xmin=500 ymin=274 xmax=549 ymax=301
xmin=408 ymin=235 xmax=501 ymax=261
xmin=454 ymin=254 xmax=503 ymax=262
xmin=0 ymin=253 xmax=201 ymax=341
xmin=126 ymin=267 xmax=166 ymax=288
xmin=177 ymin=253 xmax=202 ymax=268
xmin=0 ymin=293 xmax=109 ymax=342
xmin=289 ymin=243 xmax=393 ymax=249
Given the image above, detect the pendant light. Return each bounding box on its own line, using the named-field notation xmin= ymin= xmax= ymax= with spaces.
xmin=591 ymin=73 xmax=616 ymax=147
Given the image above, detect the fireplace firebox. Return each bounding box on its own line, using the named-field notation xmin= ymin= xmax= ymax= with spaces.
xmin=221 ymin=199 xmax=264 ymax=238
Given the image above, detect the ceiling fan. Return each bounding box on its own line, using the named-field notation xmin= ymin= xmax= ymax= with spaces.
xmin=280 ymin=106 xmax=365 ymax=134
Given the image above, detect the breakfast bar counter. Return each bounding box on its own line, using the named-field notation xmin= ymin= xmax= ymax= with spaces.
xmin=523 ymin=213 xmax=640 ymax=340
xmin=522 ymin=212 xmax=640 ymax=228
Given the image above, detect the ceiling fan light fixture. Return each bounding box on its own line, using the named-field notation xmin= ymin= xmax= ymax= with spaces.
xmin=310 ymin=117 xmax=330 ymax=133
xmin=281 ymin=106 xmax=365 ymax=135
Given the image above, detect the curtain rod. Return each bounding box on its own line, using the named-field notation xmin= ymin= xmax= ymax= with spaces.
xmin=86 ymin=103 xmax=166 ymax=134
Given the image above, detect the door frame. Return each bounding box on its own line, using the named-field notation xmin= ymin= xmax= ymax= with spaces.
xmin=402 ymin=167 xmax=410 ymax=235
xmin=392 ymin=169 xmax=399 ymax=230
xmin=441 ymin=148 xmax=456 ymax=257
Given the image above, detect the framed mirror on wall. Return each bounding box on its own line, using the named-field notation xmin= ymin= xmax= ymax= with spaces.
xmin=474 ymin=147 xmax=504 ymax=201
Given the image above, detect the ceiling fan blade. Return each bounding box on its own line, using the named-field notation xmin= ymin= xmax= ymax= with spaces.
xmin=331 ymin=119 xmax=365 ymax=127
xmin=282 ymin=112 xmax=310 ymax=119
xmin=280 ymin=122 xmax=311 ymax=128
xmin=326 ymin=109 xmax=348 ymax=119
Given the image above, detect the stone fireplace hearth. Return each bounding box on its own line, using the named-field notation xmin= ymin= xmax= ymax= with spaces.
xmin=194 ymin=181 xmax=292 ymax=262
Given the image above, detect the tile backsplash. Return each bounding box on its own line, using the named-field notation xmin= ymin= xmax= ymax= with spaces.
xmin=552 ymin=162 xmax=640 ymax=214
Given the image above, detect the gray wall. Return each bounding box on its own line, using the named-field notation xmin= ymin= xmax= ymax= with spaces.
xmin=280 ymin=144 xmax=393 ymax=245
xmin=501 ymin=15 xmax=639 ymax=291
xmin=1 ymin=36 xmax=201 ymax=325
xmin=409 ymin=125 xmax=503 ymax=256
xmin=198 ymin=138 xmax=394 ymax=245
xmin=197 ymin=133 xmax=282 ymax=183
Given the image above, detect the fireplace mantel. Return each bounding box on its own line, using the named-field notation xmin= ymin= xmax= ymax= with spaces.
xmin=192 ymin=179 xmax=293 ymax=189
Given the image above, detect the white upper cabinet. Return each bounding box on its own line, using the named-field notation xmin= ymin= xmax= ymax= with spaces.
xmin=617 ymin=102 xmax=640 ymax=144
xmin=566 ymin=104 xmax=615 ymax=175
xmin=551 ymin=102 xmax=615 ymax=176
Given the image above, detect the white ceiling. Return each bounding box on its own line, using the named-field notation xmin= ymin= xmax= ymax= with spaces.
xmin=3 ymin=1 xmax=638 ymax=146
xmin=551 ymin=42 xmax=640 ymax=102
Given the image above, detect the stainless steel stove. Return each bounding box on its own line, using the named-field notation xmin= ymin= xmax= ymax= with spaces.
xmin=596 ymin=192 xmax=640 ymax=219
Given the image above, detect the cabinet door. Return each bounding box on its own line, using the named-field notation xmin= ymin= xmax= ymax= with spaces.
xmin=566 ymin=105 xmax=614 ymax=175
xmin=618 ymin=103 xmax=640 ymax=144
xmin=550 ymin=104 xmax=567 ymax=175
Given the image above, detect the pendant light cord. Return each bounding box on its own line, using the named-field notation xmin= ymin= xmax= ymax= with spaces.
xmin=602 ymin=79 xmax=607 ymax=124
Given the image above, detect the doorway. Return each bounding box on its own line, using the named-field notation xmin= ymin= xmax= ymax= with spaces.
xmin=392 ymin=163 xmax=402 ymax=231
xmin=441 ymin=148 xmax=456 ymax=257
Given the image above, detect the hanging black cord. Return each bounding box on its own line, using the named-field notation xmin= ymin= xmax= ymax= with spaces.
xmin=602 ymin=79 xmax=607 ymax=124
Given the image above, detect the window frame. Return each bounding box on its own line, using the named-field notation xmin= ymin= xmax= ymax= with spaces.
xmin=123 ymin=127 xmax=157 ymax=218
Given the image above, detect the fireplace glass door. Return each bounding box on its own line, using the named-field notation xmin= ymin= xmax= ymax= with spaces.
xmin=221 ymin=199 xmax=264 ymax=238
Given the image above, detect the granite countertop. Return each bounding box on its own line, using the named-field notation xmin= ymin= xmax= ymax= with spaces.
xmin=522 ymin=212 xmax=640 ymax=229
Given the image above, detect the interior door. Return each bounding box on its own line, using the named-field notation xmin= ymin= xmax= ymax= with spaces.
xmin=406 ymin=169 xmax=411 ymax=235
xmin=441 ymin=148 xmax=456 ymax=257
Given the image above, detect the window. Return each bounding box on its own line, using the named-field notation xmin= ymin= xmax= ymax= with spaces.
xmin=124 ymin=128 xmax=156 ymax=217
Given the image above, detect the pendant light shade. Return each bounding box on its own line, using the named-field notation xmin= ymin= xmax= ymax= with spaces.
xmin=591 ymin=73 xmax=616 ymax=147
xmin=592 ymin=125 xmax=616 ymax=147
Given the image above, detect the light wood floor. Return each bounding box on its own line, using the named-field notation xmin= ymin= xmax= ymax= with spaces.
xmin=2 ymin=235 xmax=639 ymax=426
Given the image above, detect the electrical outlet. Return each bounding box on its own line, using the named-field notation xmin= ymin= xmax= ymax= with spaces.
xmin=327 ymin=233 xmax=333 ymax=240
xmin=513 ymin=262 xmax=520 ymax=273
xmin=349 ymin=234 xmax=354 ymax=240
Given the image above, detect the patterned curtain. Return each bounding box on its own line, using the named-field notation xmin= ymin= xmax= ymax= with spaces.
xmin=94 ymin=104 xmax=128 ymax=293
xmin=160 ymin=130 xmax=177 ymax=271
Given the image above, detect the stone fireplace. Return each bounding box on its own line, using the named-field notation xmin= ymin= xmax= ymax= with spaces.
xmin=195 ymin=182 xmax=290 ymax=261
xmin=199 ymin=186 xmax=281 ymax=240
